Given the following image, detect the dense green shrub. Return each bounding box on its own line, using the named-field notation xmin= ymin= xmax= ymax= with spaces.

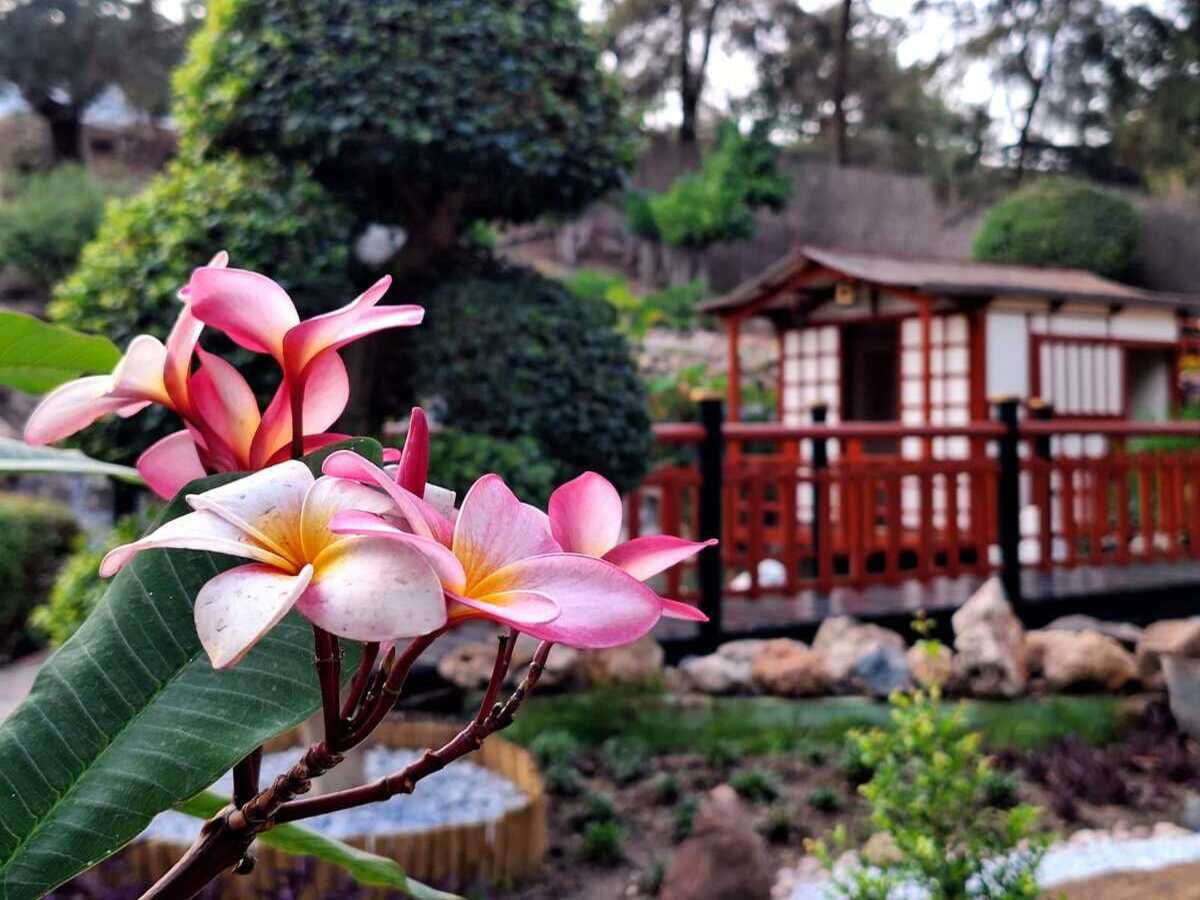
xmin=731 ymin=769 xmax=783 ymax=805
xmin=51 ymin=154 xmax=356 ymax=464
xmin=647 ymin=122 xmax=791 ymax=249
xmin=0 ymin=165 xmax=118 ymax=289
xmin=580 ymin=820 xmax=624 ymax=865
xmin=0 ymin=493 xmax=78 ymax=657
xmin=973 ymin=177 xmax=1141 ymax=280
xmin=528 ymin=730 xmax=583 ymax=770
xmin=29 ymin=517 xmax=142 ymax=647
xmin=174 ymin=0 xmax=635 ymax=229
xmin=600 ymin=736 xmax=650 ymax=784
xmin=426 ymin=428 xmax=558 ymax=508
xmin=405 ymin=256 xmax=651 ymax=492
xmin=563 ymin=269 xmax=704 ymax=339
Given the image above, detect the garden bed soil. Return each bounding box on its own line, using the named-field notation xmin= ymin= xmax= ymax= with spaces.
xmin=1053 ymin=860 xmax=1200 ymax=899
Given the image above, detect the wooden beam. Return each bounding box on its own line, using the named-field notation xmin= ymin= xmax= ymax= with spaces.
xmin=727 ymin=315 xmax=742 ymax=424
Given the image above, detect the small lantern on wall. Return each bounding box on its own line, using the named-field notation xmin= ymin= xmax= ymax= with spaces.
xmin=834 ymin=281 xmax=857 ymax=307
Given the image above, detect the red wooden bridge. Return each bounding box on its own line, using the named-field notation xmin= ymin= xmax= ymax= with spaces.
xmin=630 ymin=399 xmax=1200 ymax=644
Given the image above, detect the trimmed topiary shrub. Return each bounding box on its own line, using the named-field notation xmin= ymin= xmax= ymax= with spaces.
xmin=50 ymin=154 xmax=356 ymax=464
xmin=0 ymin=164 xmax=119 ymax=290
xmin=972 ymin=177 xmax=1141 ymax=280
xmin=426 ymin=427 xmax=558 ymax=508
xmin=29 ymin=517 xmax=142 ymax=647
xmin=174 ymin=0 xmax=635 ymax=236
xmin=404 ymin=255 xmax=651 ymax=493
xmin=0 ymin=493 xmax=78 ymax=658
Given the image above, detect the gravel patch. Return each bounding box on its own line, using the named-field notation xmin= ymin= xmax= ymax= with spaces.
xmin=786 ymin=826 xmax=1200 ymax=899
xmin=141 ymin=747 xmax=528 ymax=843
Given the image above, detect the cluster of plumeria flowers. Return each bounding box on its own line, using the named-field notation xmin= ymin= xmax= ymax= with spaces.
xmin=24 ymin=253 xmax=714 ymax=894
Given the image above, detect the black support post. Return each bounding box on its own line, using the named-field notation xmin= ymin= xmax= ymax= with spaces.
xmin=993 ymin=396 xmax=1023 ymax=608
xmin=697 ymin=397 xmax=725 ymax=648
xmin=810 ymin=403 xmax=829 ymax=580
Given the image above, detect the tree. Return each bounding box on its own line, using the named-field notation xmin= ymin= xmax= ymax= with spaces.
xmin=0 ymin=0 xmax=190 ymax=162
xmin=972 ymin=177 xmax=1141 ymax=280
xmin=927 ymin=0 xmax=1130 ymax=180
xmin=174 ymin=0 xmax=636 ymax=276
xmin=601 ymin=0 xmax=743 ymax=145
xmin=736 ymin=1 xmax=988 ymax=178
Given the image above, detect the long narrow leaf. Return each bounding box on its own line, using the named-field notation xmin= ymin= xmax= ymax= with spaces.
xmin=177 ymin=791 xmax=461 ymax=900
xmin=0 ymin=311 xmax=121 ymax=394
xmin=0 ymin=437 xmax=143 ymax=483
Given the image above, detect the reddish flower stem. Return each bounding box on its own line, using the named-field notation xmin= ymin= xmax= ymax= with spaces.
xmin=339 ymin=641 xmax=380 ymax=720
xmin=313 ymin=627 xmax=342 ymax=743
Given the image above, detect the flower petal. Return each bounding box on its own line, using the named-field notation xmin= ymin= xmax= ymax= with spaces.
xmin=185 ymin=460 xmax=313 ymax=564
xmin=453 ymin=475 xmax=560 ymax=589
xmin=322 ymin=451 xmax=453 ymax=545
xmin=163 ymin=306 xmax=204 ymax=411
xmin=110 ymin=335 xmax=171 ymax=406
xmin=24 ymin=376 xmax=131 ymax=445
xmin=447 ymin=589 xmax=559 ymax=626
xmin=195 ymin=563 xmax=312 ymax=669
xmin=660 ymin=598 xmax=709 ymax=622
xmin=474 ymin=553 xmax=661 ymax=649
xmin=99 ymin=508 xmax=290 ymax=576
xmin=190 ymin=349 xmax=262 ymax=467
xmin=137 ymin=431 xmax=207 ymax=500
xmin=602 ymin=536 xmax=718 ymax=582
xmin=186 ymin=266 xmax=300 ymax=360
xmin=396 ymin=407 xmax=429 ymax=495
xmin=297 ymin=537 xmax=447 ymax=641
xmin=329 ymin=510 xmax=467 ymax=593
xmin=548 ymin=472 xmax=623 ymax=557
xmin=424 ymin=483 xmax=457 ymax=522
xmin=250 ymin=350 xmax=349 ymax=468
xmin=298 ymin=475 xmax=393 ymax=561
xmin=281 ymin=277 xmax=422 ymax=379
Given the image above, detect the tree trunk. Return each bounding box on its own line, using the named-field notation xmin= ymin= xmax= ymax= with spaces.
xmin=831 ymin=0 xmax=853 ymax=166
xmin=33 ymin=98 xmax=85 ymax=163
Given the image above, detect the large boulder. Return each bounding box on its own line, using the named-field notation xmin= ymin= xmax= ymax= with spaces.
xmin=751 ymin=639 xmax=828 ymax=697
xmin=436 ymin=641 xmax=498 ymax=690
xmin=812 ymin=616 xmax=907 ymax=691
xmin=506 ymin=634 xmax=584 ymax=690
xmin=1026 ymin=629 xmax=1137 ymax=691
xmin=907 ymin=642 xmax=955 ymax=690
xmin=951 ymin=578 xmax=1028 ymax=697
xmin=849 ymin=644 xmax=912 ymax=697
xmin=660 ymin=785 xmax=773 ymax=900
xmin=1046 ymin=614 xmax=1143 ymax=647
xmin=1136 ymin=619 xmax=1200 ymax=685
xmin=582 ymin=634 xmax=664 ymax=687
xmin=679 ymin=640 xmax=766 ymax=694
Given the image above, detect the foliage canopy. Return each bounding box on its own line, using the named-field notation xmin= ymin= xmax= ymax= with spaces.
xmin=175 ymin=0 xmax=636 ymax=229
xmin=973 ymin=178 xmax=1141 ymax=280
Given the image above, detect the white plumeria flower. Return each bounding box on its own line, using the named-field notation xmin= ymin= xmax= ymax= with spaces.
xmin=100 ymin=460 xmax=448 ymax=668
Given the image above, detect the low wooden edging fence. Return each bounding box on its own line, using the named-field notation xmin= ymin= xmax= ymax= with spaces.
xmin=116 ymin=721 xmax=547 ymax=896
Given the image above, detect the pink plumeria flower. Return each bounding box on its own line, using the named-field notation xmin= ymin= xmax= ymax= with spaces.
xmin=184 ymin=265 xmax=423 ymax=396
xmin=99 ymin=461 xmax=448 ymax=669
xmin=321 ymin=451 xmax=663 ymax=649
xmin=548 ymin=472 xmax=714 ymax=622
xmin=24 ymin=253 xmax=355 ymax=499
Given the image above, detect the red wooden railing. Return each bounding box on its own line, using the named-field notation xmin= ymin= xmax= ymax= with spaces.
xmin=626 ymin=406 xmax=1200 ymax=604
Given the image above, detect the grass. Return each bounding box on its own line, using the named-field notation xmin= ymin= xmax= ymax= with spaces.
xmin=505 ymin=688 xmax=1123 ymax=757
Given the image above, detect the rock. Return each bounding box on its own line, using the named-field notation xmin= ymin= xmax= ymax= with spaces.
xmin=680 ymin=653 xmax=752 ymax=694
xmin=716 ymin=638 xmax=767 ymax=663
xmin=861 ymin=831 xmax=903 ymax=867
xmin=1025 ymin=629 xmax=1137 ymax=691
xmin=849 ymin=644 xmax=911 ymax=697
xmin=1154 ymin=821 xmax=1191 ymax=839
xmin=908 ymin=642 xmax=955 ymax=689
xmin=660 ymin=785 xmax=773 ymax=900
xmin=436 ymin=641 xmax=498 ymax=690
xmin=1046 ymin=614 xmax=1144 ymax=647
xmin=1182 ymin=791 xmax=1200 ymax=832
xmin=1137 ymin=619 xmax=1200 ymax=684
xmin=751 ymin=639 xmax=828 ymax=697
xmin=506 ymin=635 xmax=584 ymax=690
xmin=812 ymin=616 xmax=906 ymax=690
xmin=951 ymin=577 xmax=1027 ymax=697
xmin=582 ymin=634 xmax=664 ymax=687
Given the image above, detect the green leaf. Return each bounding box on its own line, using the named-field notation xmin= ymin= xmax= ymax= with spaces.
xmin=0 ymin=311 xmax=121 ymax=394
xmin=0 ymin=439 xmax=382 ymax=899
xmin=177 ymin=791 xmax=461 ymax=900
xmin=0 ymin=437 xmax=143 ymax=483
